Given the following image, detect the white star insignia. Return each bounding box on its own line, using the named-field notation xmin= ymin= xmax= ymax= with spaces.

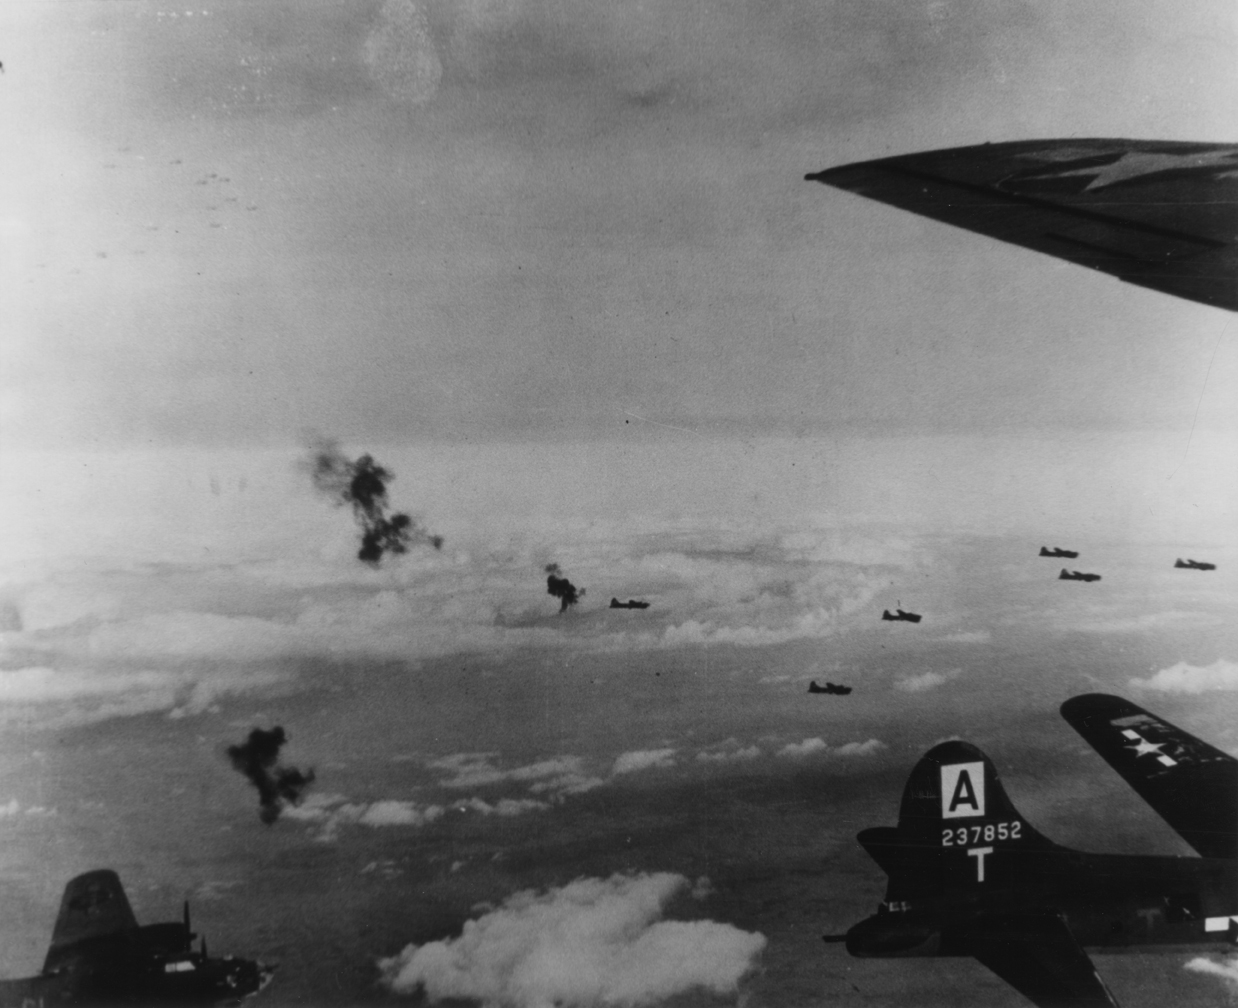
xmin=1028 ymin=148 xmax=1238 ymax=191
xmin=1120 ymin=729 xmax=1178 ymax=766
xmin=1127 ymin=737 xmax=1166 ymax=758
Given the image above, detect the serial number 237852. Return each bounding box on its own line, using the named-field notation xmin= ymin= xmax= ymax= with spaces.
xmin=942 ymin=821 xmax=1021 ymax=846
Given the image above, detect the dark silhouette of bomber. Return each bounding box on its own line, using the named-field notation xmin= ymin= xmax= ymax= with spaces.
xmin=1039 ymin=546 xmax=1079 ymax=558
xmin=808 ymin=680 xmax=852 ymax=695
xmin=609 ymin=598 xmax=651 ymax=609
xmin=882 ymin=609 xmax=922 ymax=623
xmin=0 ymin=870 xmax=272 ymax=1006
xmin=1060 ymin=569 xmax=1102 ymax=582
xmin=1175 ymin=558 xmax=1217 ymax=571
xmin=824 ymin=693 xmax=1238 ymax=1007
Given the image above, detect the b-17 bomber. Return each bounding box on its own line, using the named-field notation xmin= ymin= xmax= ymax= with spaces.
xmin=824 ymin=694 xmax=1238 ymax=1008
xmin=609 ymin=598 xmax=651 ymax=609
xmin=882 ymin=608 xmax=922 ymax=623
xmin=0 ymin=870 xmax=272 ymax=1007
xmin=1039 ymin=547 xmax=1079 ymax=559
xmin=808 ymin=680 xmax=852 ymax=695
xmin=1175 ymin=558 xmax=1216 ymax=571
xmin=1059 ymin=569 xmax=1101 ymax=582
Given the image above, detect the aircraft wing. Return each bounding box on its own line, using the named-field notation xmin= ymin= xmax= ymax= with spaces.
xmin=967 ymin=913 xmax=1118 ymax=1008
xmin=805 ymin=139 xmax=1238 ymax=311
xmin=43 ymin=870 xmax=138 ymax=971
xmin=1061 ymin=694 xmax=1238 ymax=860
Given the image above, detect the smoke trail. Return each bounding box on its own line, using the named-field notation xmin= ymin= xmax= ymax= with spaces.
xmin=545 ymin=563 xmax=584 ymax=613
xmin=304 ymin=437 xmax=443 ymax=564
xmin=226 ymin=726 xmax=316 ymax=825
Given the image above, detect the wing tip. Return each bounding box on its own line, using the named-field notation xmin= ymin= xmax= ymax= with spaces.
xmin=1060 ymin=693 xmax=1139 ymax=724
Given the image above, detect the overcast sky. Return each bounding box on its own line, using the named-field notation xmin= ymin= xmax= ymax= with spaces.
xmin=2 ymin=0 xmax=1235 ymax=451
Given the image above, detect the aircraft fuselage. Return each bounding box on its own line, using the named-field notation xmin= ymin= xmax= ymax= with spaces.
xmin=848 ymin=848 xmax=1238 ymax=958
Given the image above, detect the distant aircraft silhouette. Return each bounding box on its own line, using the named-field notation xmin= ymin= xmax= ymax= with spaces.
xmin=882 ymin=609 xmax=922 ymax=623
xmin=609 ymin=598 xmax=651 ymax=609
xmin=808 ymin=681 xmax=852 ymax=695
xmin=1039 ymin=546 xmax=1079 ymax=558
xmin=1175 ymin=558 xmax=1216 ymax=571
xmin=1060 ymin=569 xmax=1101 ymax=582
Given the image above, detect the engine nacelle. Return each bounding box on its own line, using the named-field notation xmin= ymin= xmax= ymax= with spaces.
xmin=845 ymin=913 xmax=942 ymax=958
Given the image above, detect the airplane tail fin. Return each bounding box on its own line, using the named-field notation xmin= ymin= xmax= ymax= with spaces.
xmin=861 ymin=741 xmax=1062 ymax=904
xmin=43 ymin=870 xmax=138 ymax=971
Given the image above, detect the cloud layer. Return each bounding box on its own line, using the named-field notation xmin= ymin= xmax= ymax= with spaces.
xmin=1130 ymin=658 xmax=1238 ymax=693
xmin=378 ymin=873 xmax=766 ymax=1006
xmin=0 ymin=519 xmax=919 ymax=727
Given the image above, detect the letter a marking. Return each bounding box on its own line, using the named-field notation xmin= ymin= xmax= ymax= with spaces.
xmin=941 ymin=762 xmax=986 ymax=819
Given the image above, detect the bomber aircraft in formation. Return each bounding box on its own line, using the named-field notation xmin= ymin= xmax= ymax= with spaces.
xmin=808 ymin=680 xmax=852 ymax=696
xmin=609 ymin=598 xmax=651 ymax=609
xmin=825 ymin=694 xmax=1238 ymax=1008
xmin=882 ymin=608 xmax=922 ymax=623
xmin=1175 ymin=559 xmax=1217 ymax=571
xmin=1059 ymin=569 xmax=1101 ymax=582
xmin=0 ymin=870 xmax=271 ymax=1007
xmin=1039 ymin=547 xmax=1079 ymax=559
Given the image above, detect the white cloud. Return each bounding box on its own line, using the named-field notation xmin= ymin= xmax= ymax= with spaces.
xmin=456 ymin=797 xmax=550 ymax=817
xmin=777 ymin=737 xmax=884 ymax=759
xmin=777 ymin=738 xmax=828 ymax=759
xmin=834 ymin=739 xmax=885 ymax=757
xmin=613 ymin=748 xmax=676 ymax=775
xmin=527 ymin=773 xmax=606 ymax=796
xmin=1130 ymin=658 xmax=1238 ymax=693
xmin=0 ymin=664 xmax=286 ymax=728
xmin=361 ymin=801 xmax=446 ymax=827
xmin=1186 ymin=955 xmax=1238 ymax=988
xmin=429 ymin=753 xmax=605 ymax=801
xmin=284 ymin=793 xmax=446 ymax=840
xmin=377 ymin=873 xmax=766 ymax=1006
xmin=895 ymin=668 xmax=963 ymax=693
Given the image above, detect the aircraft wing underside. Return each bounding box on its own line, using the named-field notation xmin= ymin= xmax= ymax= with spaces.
xmin=806 ymin=139 xmax=1238 ymax=311
xmin=967 ymin=913 xmax=1118 ymax=1008
xmin=1061 ymin=694 xmax=1238 ymax=860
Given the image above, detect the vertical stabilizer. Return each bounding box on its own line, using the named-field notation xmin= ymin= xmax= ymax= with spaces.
xmin=862 ymin=741 xmax=1063 ymax=906
xmin=43 ymin=870 xmax=138 ymax=972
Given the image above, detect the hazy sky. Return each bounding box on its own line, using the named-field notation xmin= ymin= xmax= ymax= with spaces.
xmin=2 ymin=0 xmax=1235 ymax=449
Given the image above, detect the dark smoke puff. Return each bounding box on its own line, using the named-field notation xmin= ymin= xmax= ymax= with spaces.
xmin=545 ymin=565 xmax=584 ymax=613
xmin=227 ymin=726 xmax=315 ymax=825
xmin=348 ymin=455 xmax=394 ymax=522
xmin=303 ymin=437 xmax=444 ymax=565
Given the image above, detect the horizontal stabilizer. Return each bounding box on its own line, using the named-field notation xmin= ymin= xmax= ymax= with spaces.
xmin=1061 ymin=694 xmax=1238 ymax=860
xmin=807 ymin=139 xmax=1238 ymax=311
xmin=968 ymin=913 xmax=1119 ymax=1008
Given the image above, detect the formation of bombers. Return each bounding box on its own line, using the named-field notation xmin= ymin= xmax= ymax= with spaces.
xmin=807 ymin=136 xmax=1236 ymax=1006
xmin=3 ymin=135 xmax=1231 ymax=1008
